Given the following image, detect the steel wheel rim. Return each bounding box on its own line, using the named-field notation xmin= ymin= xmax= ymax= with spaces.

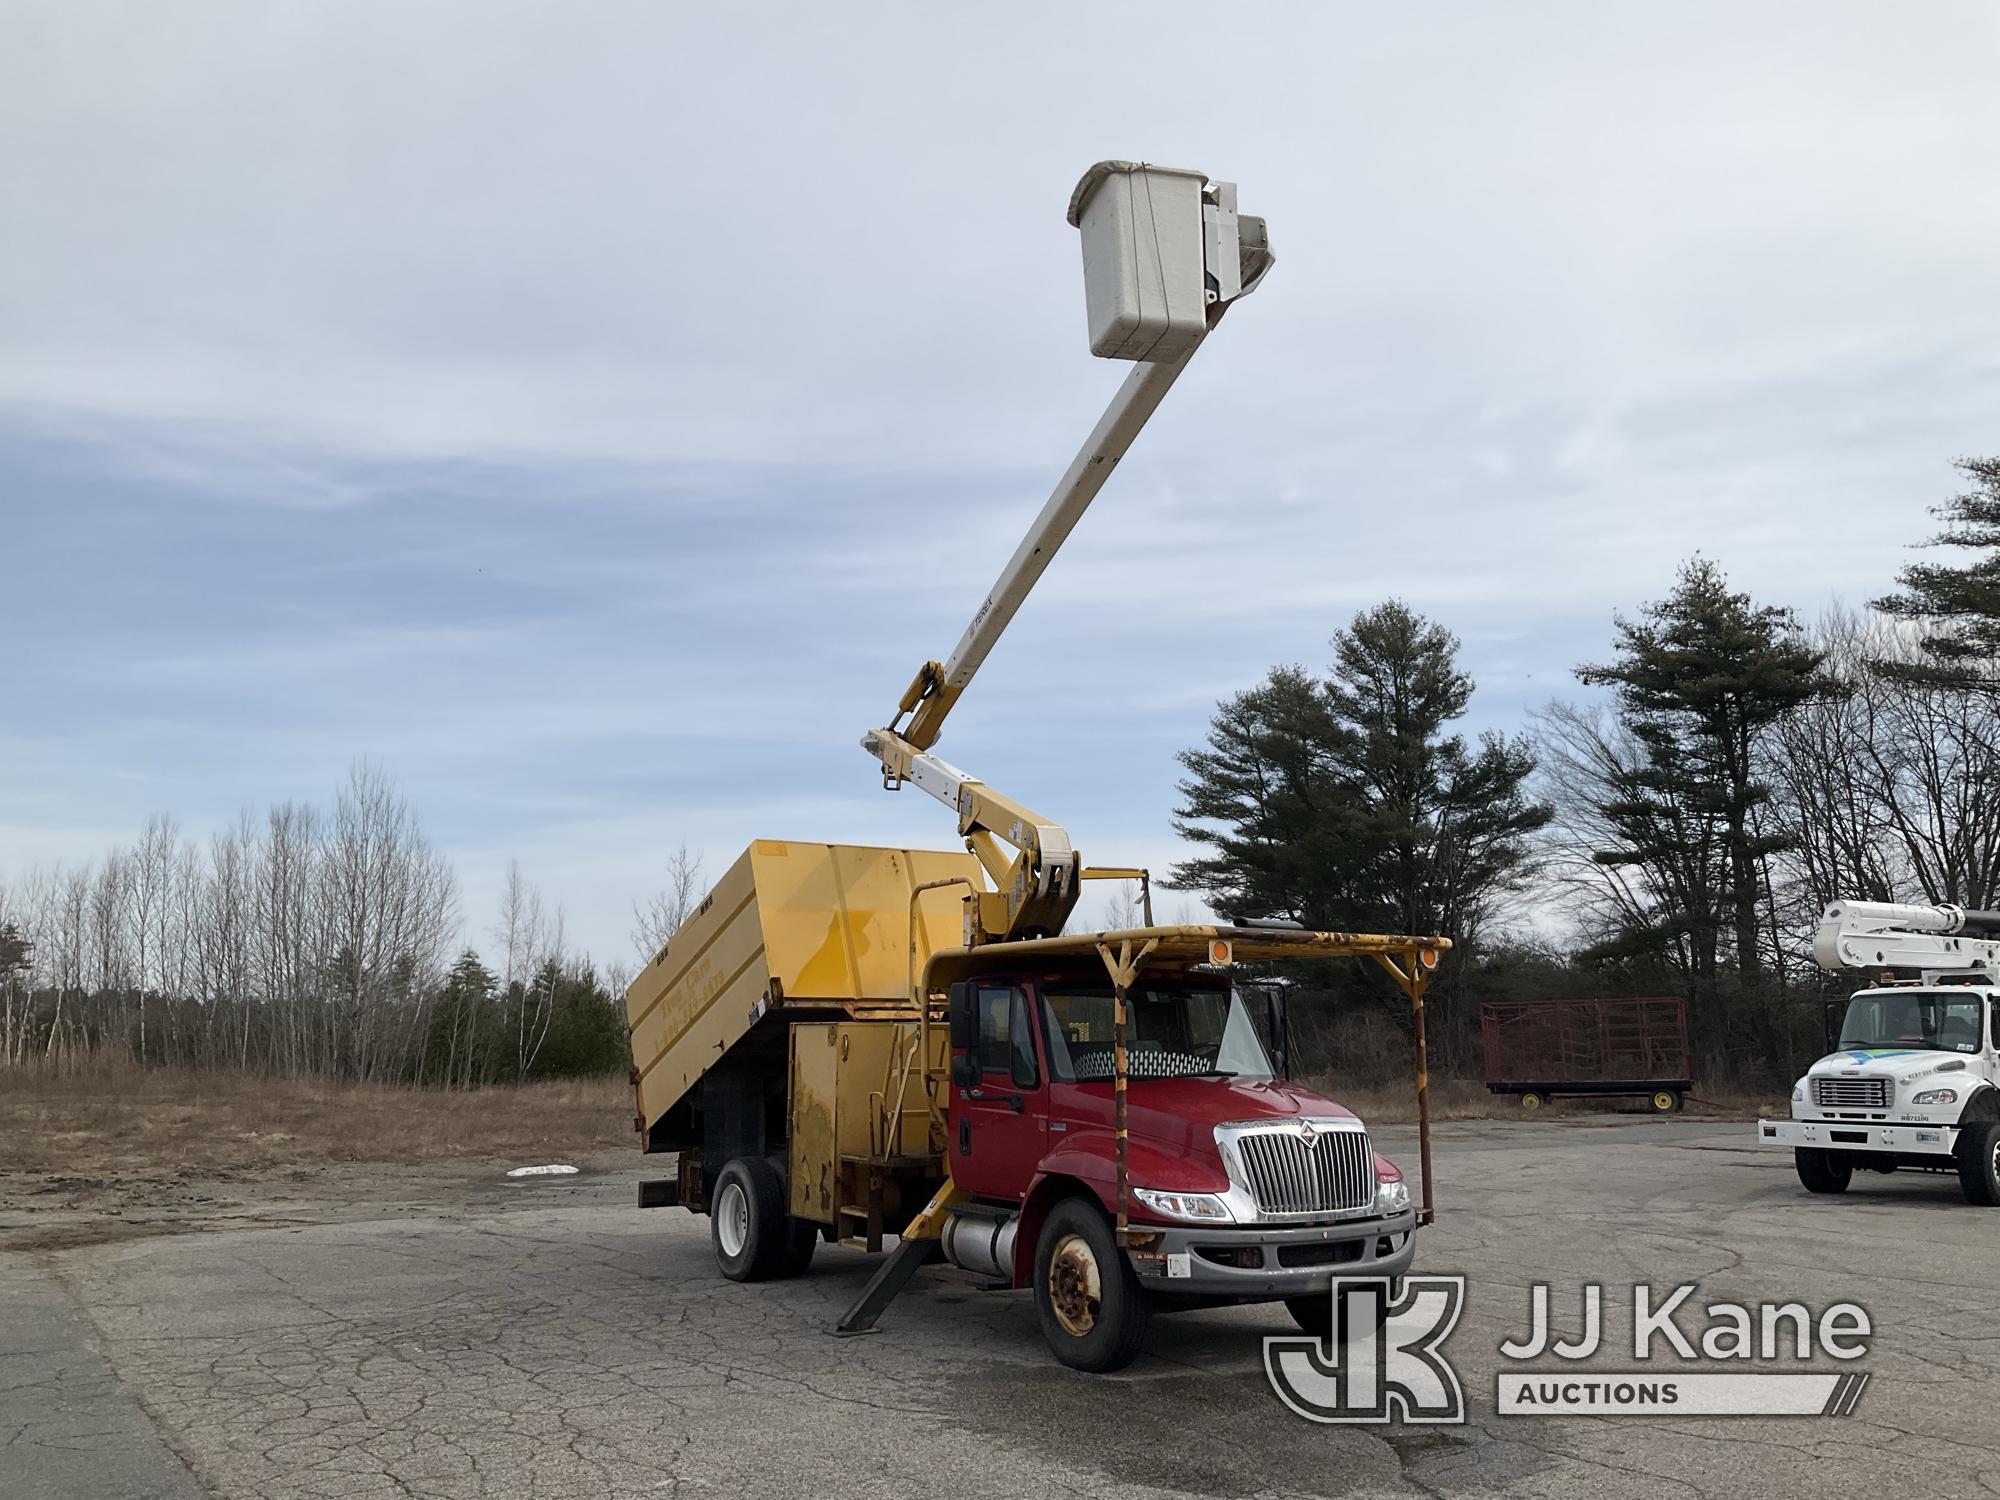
xmin=717 ymin=1181 xmax=749 ymax=1258
xmin=1047 ymin=1232 xmax=1102 ymax=1338
xmin=1653 ymin=1092 xmax=1674 ymax=1111
xmin=1522 ymin=1094 xmax=1541 ymax=1111
xmin=1991 ymin=1138 xmax=1999 ymax=1182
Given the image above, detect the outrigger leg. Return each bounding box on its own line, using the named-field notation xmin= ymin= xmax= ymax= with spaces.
xmin=831 ymin=1178 xmax=966 ymax=1336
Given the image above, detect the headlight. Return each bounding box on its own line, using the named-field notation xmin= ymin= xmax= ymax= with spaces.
xmin=1131 ymin=1188 xmax=1234 ymax=1223
xmin=1374 ymin=1178 xmax=1411 ymax=1216
xmin=1912 ymin=1088 xmax=1959 ymax=1106
xmin=1792 ymin=1085 xmax=1805 ymax=1103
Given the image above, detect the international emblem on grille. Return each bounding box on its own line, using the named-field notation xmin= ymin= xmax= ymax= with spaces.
xmin=1225 ymin=1122 xmax=1376 ymax=1217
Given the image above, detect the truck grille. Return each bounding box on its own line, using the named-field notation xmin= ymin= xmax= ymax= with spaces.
xmin=1813 ymin=1077 xmax=1889 ymax=1110
xmin=1232 ymin=1125 xmax=1376 ymax=1217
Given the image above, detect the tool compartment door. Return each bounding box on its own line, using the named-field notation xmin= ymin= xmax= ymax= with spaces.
xmin=788 ymin=1023 xmax=839 ymax=1222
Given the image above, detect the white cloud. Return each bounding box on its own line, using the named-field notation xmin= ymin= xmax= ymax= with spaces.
xmin=5 ymin=1 xmax=1999 ymax=958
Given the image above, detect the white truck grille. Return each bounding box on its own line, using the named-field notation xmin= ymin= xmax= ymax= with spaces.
xmin=1232 ymin=1125 xmax=1376 ymax=1217
xmin=1813 ymin=1077 xmax=1890 ymax=1110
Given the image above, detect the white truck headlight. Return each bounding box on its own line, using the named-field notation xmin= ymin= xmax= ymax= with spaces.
xmin=1792 ymin=1085 xmax=1805 ymax=1103
xmin=1131 ymin=1188 xmax=1234 ymax=1223
xmin=1912 ymin=1088 xmax=1959 ymax=1106
xmin=1375 ymin=1179 xmax=1410 ymax=1216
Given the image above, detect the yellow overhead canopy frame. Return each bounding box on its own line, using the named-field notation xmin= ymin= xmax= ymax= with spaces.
xmin=917 ymin=924 xmax=1452 ymax=1241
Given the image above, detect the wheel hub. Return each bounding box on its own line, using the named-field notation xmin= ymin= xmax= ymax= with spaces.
xmin=716 ymin=1181 xmax=749 ymax=1258
xmin=1047 ymin=1233 xmax=1102 ymax=1338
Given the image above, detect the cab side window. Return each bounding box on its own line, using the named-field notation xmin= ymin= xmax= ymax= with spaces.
xmin=976 ymin=986 xmax=1039 ymax=1089
xmin=1991 ymin=1002 xmax=2000 ymax=1053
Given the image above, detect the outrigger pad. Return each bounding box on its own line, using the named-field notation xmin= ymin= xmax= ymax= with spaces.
xmin=832 ymin=1237 xmax=943 ymax=1336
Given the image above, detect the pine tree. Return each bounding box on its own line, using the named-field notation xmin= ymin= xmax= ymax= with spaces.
xmin=1170 ymin=665 xmax=1360 ymax=927
xmin=1576 ymin=559 xmax=1827 ymax=1013
xmin=426 ymin=949 xmax=499 ymax=1087
xmin=1172 ymin=603 xmax=1548 ymax=943
xmin=1322 ymin=603 xmax=1550 ymax=943
xmin=0 ymin=922 xmax=29 ymax=981
xmin=1874 ymin=456 xmax=2000 ymax=687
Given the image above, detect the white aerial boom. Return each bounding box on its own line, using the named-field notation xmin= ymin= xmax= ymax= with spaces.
xmin=862 ymin=162 xmax=1274 ymax=944
xmin=1814 ymin=899 xmax=2000 ymax=980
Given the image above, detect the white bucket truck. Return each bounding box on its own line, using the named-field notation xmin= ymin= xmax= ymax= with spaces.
xmin=1760 ymin=901 xmax=2000 ymax=1203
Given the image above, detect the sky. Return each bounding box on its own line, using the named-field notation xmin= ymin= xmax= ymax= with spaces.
xmin=3 ymin=2 xmax=1998 ymax=968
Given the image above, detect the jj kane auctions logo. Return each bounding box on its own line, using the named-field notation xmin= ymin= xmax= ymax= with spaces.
xmin=1266 ymin=1279 xmax=1872 ymax=1423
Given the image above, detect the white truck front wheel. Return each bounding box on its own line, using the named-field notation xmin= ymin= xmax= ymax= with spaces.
xmin=1795 ymin=1148 xmax=1851 ymax=1195
xmin=1957 ymin=1122 xmax=2000 ymax=1207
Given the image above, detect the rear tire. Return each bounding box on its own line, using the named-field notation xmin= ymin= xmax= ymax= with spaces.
xmin=776 ymin=1217 xmax=818 ymax=1276
xmin=1033 ymin=1198 xmax=1150 ymax=1373
xmin=1649 ymin=1090 xmax=1681 ymax=1114
xmin=1795 ymin=1147 xmax=1852 ymax=1195
xmin=1519 ymin=1091 xmax=1547 ymax=1112
xmin=712 ymin=1157 xmax=809 ymax=1281
xmin=1956 ymin=1122 xmax=2000 ymax=1206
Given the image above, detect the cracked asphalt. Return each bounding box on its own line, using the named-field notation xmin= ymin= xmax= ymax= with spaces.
xmin=5 ymin=1116 xmax=1996 ymax=1499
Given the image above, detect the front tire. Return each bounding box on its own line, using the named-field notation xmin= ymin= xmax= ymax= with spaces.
xmin=1957 ymin=1122 xmax=2000 ymax=1206
xmin=1284 ymin=1279 xmax=1397 ymax=1347
xmin=711 ymin=1158 xmax=815 ymax=1281
xmin=1795 ymin=1147 xmax=1852 ymax=1195
xmin=1519 ymin=1091 xmax=1547 ymax=1112
xmin=1033 ymin=1198 xmax=1151 ymax=1372
xmin=1650 ymin=1090 xmax=1681 ymax=1114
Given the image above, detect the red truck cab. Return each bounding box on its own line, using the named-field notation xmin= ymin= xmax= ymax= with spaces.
xmin=939 ymin=961 xmax=1416 ymax=1370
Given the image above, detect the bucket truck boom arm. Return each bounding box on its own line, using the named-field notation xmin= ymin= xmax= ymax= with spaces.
xmin=1815 ymin=899 xmax=2000 ymax=979
xmin=862 ymin=163 xmax=1273 ymax=944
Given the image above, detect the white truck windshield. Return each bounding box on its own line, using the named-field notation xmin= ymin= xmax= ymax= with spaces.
xmin=1838 ymin=991 xmax=1986 ymax=1055
xmin=1038 ymin=985 xmax=1275 ymax=1081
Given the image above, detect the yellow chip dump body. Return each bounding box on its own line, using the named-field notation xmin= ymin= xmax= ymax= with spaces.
xmin=624 ymin=839 xmax=981 ymax=1134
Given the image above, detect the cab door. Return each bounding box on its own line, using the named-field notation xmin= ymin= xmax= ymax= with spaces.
xmin=949 ymin=982 xmax=1049 ymax=1203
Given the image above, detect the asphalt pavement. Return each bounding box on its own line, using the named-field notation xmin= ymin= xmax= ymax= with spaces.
xmin=5 ymin=1116 xmax=1996 ymax=1499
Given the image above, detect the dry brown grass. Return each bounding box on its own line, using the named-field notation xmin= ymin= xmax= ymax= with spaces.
xmin=1306 ymin=1074 xmax=1784 ymax=1123
xmin=0 ymin=1058 xmax=634 ymax=1178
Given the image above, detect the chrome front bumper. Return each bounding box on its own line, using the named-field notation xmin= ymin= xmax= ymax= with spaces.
xmin=1757 ymin=1118 xmax=1958 ymax=1156
xmin=1127 ymin=1209 xmax=1418 ymax=1297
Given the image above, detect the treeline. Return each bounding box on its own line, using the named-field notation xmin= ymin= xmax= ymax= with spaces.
xmin=0 ymin=762 xmax=630 ymax=1083
xmin=1170 ymin=457 xmax=2000 ymax=1082
xmin=10 ymin=463 xmax=2000 ymax=1090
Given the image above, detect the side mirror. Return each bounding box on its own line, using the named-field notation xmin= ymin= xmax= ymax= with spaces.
xmin=948 ymin=982 xmax=978 ymax=1087
xmin=1266 ymin=989 xmax=1291 ymax=1079
xmin=948 ymin=982 xmax=976 ymax=1050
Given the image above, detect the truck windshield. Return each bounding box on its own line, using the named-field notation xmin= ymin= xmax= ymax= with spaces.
xmin=1038 ymin=985 xmax=1275 ymax=1082
xmin=1837 ymin=991 xmax=1985 ymax=1055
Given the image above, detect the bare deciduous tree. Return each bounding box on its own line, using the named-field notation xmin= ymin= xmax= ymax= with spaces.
xmin=631 ymin=841 xmax=705 ymax=965
xmin=494 ymin=859 xmax=566 ymax=1083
